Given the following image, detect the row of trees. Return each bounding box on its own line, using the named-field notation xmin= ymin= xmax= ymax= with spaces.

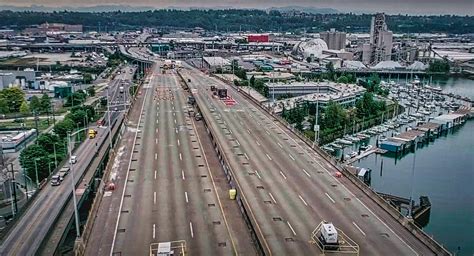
xmin=428 ymin=59 xmax=450 ymax=73
xmin=1 ymin=10 xmax=472 ymax=34
xmin=19 ymin=105 xmax=97 ymax=182
xmin=281 ymin=92 xmax=389 ymax=144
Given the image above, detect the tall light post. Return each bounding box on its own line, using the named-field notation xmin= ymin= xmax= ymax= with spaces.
xmin=67 ymin=128 xmax=90 ymax=239
xmin=314 ymin=84 xmax=320 ymax=146
xmin=34 ymin=158 xmax=40 ymax=187
xmin=106 ymin=87 xmax=113 ymax=150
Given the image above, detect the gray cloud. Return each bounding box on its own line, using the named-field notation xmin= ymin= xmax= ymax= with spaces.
xmin=1 ymin=0 xmax=473 ymax=15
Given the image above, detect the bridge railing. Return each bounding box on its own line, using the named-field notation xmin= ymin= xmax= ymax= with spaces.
xmin=211 ymin=73 xmax=452 ymax=256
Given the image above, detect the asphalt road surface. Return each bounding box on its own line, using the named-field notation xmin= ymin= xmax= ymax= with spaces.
xmin=178 ymin=64 xmax=435 ymax=256
xmin=110 ymin=65 xmax=237 ymax=255
xmin=0 ymin=66 xmax=133 ymax=256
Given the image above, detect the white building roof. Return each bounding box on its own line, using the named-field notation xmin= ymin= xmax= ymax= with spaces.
xmin=372 ymin=61 xmax=403 ymax=70
xmin=203 ymin=57 xmax=230 ymax=67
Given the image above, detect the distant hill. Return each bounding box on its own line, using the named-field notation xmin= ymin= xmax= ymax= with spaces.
xmin=0 ymin=5 xmax=155 ymax=12
xmin=269 ymin=6 xmax=339 ymax=14
xmin=0 ymin=4 xmax=339 ymax=14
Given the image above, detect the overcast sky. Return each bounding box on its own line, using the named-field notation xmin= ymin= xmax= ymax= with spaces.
xmin=1 ymin=0 xmax=473 ymax=15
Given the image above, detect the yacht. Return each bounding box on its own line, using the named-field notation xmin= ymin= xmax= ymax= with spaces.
xmin=335 ymin=138 xmax=353 ymax=146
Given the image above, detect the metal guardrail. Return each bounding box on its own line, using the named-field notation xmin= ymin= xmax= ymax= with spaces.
xmin=177 ymin=70 xmax=267 ymax=256
xmin=212 ymin=74 xmax=452 ymax=256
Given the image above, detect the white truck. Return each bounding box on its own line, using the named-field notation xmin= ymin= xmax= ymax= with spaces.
xmin=320 ymin=222 xmax=338 ymax=245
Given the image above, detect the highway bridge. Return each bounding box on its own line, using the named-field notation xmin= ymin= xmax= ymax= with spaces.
xmin=0 ymin=66 xmax=135 ymax=255
xmin=81 ymin=59 xmax=450 ymax=255
xmin=0 ymin=47 xmax=451 ymax=254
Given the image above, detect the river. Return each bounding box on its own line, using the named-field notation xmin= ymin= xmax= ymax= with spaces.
xmin=352 ymin=77 xmax=474 ymax=255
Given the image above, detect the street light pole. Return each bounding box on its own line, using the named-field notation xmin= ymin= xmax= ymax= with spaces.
xmin=34 ymin=158 xmax=40 ymax=187
xmin=9 ymin=163 xmax=18 ymax=215
xmin=106 ymin=87 xmax=113 ymax=150
xmin=67 ymin=132 xmax=81 ymax=238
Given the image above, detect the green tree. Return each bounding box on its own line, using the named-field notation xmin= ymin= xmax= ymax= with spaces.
xmin=66 ymin=109 xmax=87 ymax=127
xmin=428 ymin=59 xmax=450 ymax=73
xmin=87 ymin=86 xmax=96 ymax=97
xmin=337 ymin=75 xmax=349 ymax=84
xmin=19 ymin=144 xmax=50 ymax=182
xmin=249 ymin=75 xmax=255 ymax=87
xmin=0 ymin=87 xmax=25 ymax=112
xmin=83 ymin=73 xmax=93 ymax=84
xmin=20 ymin=101 xmax=30 ymax=114
xmin=0 ymin=97 xmax=9 ymax=114
xmin=53 ymin=118 xmax=75 ymax=139
xmin=40 ymin=93 xmax=51 ymax=114
xmin=36 ymin=133 xmax=61 ymax=153
xmin=30 ymin=95 xmax=41 ymax=113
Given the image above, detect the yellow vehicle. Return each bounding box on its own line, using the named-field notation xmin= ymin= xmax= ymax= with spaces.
xmin=88 ymin=129 xmax=97 ymax=139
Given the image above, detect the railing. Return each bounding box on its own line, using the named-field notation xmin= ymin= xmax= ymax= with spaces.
xmin=177 ymin=70 xmax=267 ymax=256
xmin=212 ymin=73 xmax=452 ymax=256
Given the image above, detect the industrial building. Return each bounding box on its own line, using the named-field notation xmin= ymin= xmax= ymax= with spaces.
xmin=362 ymin=13 xmax=393 ymax=65
xmin=320 ymin=29 xmax=347 ymax=50
xmin=269 ymin=81 xmax=366 ymax=108
xmin=202 ymin=57 xmax=231 ymax=72
xmin=0 ymin=70 xmax=36 ymax=89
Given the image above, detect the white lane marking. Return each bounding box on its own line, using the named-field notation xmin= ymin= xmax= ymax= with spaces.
xmin=185 ymin=192 xmax=189 ymax=203
xmin=156 ymin=112 xmax=159 ymax=117
xmin=325 ymin=193 xmax=336 ymax=204
xmin=189 ymin=222 xmax=194 ymax=238
xmin=155 ymin=128 xmax=158 ymax=133
xmin=268 ymin=192 xmax=277 ymax=204
xmin=289 ymin=154 xmax=295 ymax=161
xmin=265 ymin=130 xmax=270 ymax=135
xmin=302 ymin=169 xmax=311 ymax=177
xmin=244 ymin=153 xmax=249 ymax=160
xmin=267 ymin=113 xmax=420 ymax=255
xmin=155 ymin=138 xmax=158 ymax=144
xmin=175 ymin=128 xmax=178 ymax=134
xmin=287 ymin=221 xmax=297 ymax=236
xmin=266 ymin=154 xmax=272 ymax=160
xmin=298 ymin=194 xmax=308 ymax=206
xmin=229 ymin=129 xmax=233 ymax=134
xmin=352 ymin=222 xmax=366 ymax=236
xmin=177 ymin=139 xmax=180 ymax=146
xmin=181 ymin=170 xmax=185 ymax=180
xmin=247 ymin=129 xmax=251 ymax=134
xmin=153 ymin=192 xmax=156 ymax=204
xmin=279 ymin=171 xmax=287 ymax=180
xmin=277 ymin=142 xmax=283 ymax=148
xmin=236 ymin=140 xmax=240 ymax=146
xmin=255 ymin=170 xmax=262 ymax=179
xmin=256 ymin=140 xmax=261 ymax=146
xmin=156 ymin=119 xmax=159 ymax=124
xmin=179 ymin=153 xmax=182 ymax=160
xmin=173 ymin=112 xmax=176 ymax=116
xmin=153 ymin=224 xmax=156 ymax=239
xmin=240 ymin=121 xmax=244 ymax=125
xmin=154 ymin=170 xmax=157 ymax=180
xmin=174 ymin=119 xmax=177 ymax=124
xmin=155 ymin=153 xmax=157 ymax=160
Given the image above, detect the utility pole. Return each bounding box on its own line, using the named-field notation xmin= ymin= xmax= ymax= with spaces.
xmin=9 ymin=163 xmax=18 ymax=215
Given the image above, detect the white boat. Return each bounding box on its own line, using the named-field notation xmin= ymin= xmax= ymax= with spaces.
xmin=379 ymin=135 xmax=387 ymax=142
xmin=329 ymin=143 xmax=342 ymax=149
xmin=322 ymin=146 xmax=335 ymax=153
xmin=350 ymin=151 xmax=358 ymax=158
xmin=357 ymin=133 xmax=370 ymax=139
xmin=365 ymin=145 xmax=373 ymax=151
xmin=345 ymin=135 xmax=361 ymax=142
xmin=336 ymin=138 xmax=353 ymax=145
